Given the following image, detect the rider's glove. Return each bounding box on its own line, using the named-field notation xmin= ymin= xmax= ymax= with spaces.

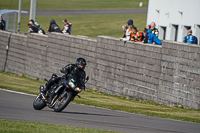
xmin=60 ymin=68 xmax=65 ymax=73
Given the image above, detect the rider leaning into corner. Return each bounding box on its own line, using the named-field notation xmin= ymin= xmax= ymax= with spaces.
xmin=41 ymin=57 xmax=87 ymax=103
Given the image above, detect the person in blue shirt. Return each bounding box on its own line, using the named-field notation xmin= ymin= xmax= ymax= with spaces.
xmin=183 ymin=29 xmax=198 ymax=44
xmin=146 ymin=29 xmax=162 ymax=45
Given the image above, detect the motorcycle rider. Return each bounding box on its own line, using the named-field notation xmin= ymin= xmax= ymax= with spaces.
xmin=41 ymin=57 xmax=87 ymax=102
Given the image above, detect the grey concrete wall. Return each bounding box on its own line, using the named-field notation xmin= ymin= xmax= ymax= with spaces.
xmin=5 ymin=33 xmax=27 ymax=75
xmin=96 ymin=36 xmax=162 ymax=103
xmin=158 ymin=41 xmax=200 ymax=109
xmin=0 ymin=31 xmax=199 ymax=109
xmin=0 ymin=31 xmax=11 ymax=71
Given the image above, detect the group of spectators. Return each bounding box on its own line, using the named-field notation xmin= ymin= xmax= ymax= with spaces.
xmin=0 ymin=14 xmax=198 ymax=45
xmin=119 ymin=19 xmax=162 ymax=45
xmin=27 ymin=19 xmax=72 ymax=35
xmin=120 ymin=19 xmax=198 ymax=45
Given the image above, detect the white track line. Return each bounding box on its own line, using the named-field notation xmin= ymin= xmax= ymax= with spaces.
xmin=0 ymin=88 xmax=36 ymax=97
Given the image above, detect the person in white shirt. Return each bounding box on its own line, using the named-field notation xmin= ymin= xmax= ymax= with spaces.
xmin=119 ymin=25 xmax=132 ymax=41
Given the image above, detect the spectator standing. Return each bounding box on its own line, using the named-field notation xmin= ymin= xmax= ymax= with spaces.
xmin=29 ymin=19 xmax=45 ymax=34
xmin=150 ymin=22 xmax=159 ymax=37
xmin=27 ymin=23 xmax=39 ymax=33
xmin=48 ymin=19 xmax=62 ymax=33
xmin=62 ymin=19 xmax=71 ymax=34
xmin=0 ymin=14 xmax=6 ymax=30
xmin=147 ymin=29 xmax=162 ymax=45
xmin=127 ymin=19 xmax=135 ymax=40
xmin=142 ymin=28 xmax=148 ymax=43
xmin=132 ymin=27 xmax=143 ymax=42
xmin=183 ymin=29 xmax=198 ymax=44
xmin=119 ymin=19 xmax=135 ymax=41
xmin=29 ymin=19 xmax=36 ymax=27
xmin=119 ymin=25 xmax=132 ymax=41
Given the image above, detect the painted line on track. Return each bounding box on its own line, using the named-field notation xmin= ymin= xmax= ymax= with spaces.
xmin=0 ymin=88 xmax=36 ymax=97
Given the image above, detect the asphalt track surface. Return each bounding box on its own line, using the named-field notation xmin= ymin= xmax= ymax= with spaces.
xmin=1 ymin=89 xmax=200 ymax=133
xmin=23 ymin=9 xmax=147 ymax=16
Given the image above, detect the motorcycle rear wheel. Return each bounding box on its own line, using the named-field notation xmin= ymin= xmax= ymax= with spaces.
xmin=54 ymin=92 xmax=73 ymax=112
xmin=33 ymin=94 xmax=46 ymax=110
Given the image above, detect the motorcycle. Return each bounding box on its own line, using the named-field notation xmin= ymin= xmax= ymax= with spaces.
xmin=33 ymin=72 xmax=89 ymax=112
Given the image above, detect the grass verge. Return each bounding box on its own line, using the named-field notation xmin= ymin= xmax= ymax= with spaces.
xmin=0 ymin=71 xmax=200 ymax=123
xmin=0 ymin=0 xmax=148 ymax=10
xmin=0 ymin=119 xmax=118 ymax=133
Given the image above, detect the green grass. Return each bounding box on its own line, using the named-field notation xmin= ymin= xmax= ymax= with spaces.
xmin=0 ymin=0 xmax=148 ymax=10
xmin=0 ymin=119 xmax=119 ymax=133
xmin=0 ymin=71 xmax=200 ymax=123
xmin=20 ymin=14 xmax=147 ymax=38
xmin=1 ymin=0 xmax=148 ymax=38
xmin=0 ymin=72 xmax=45 ymax=95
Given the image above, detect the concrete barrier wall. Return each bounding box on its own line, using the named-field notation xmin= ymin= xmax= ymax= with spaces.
xmin=158 ymin=41 xmax=200 ymax=109
xmin=5 ymin=33 xmax=27 ymax=75
xmin=0 ymin=31 xmax=199 ymax=109
xmin=96 ymin=36 xmax=162 ymax=103
xmin=0 ymin=31 xmax=11 ymax=71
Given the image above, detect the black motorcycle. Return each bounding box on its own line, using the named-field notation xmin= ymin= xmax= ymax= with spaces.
xmin=33 ymin=73 xmax=89 ymax=112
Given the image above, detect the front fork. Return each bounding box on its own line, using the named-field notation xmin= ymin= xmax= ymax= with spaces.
xmin=58 ymin=91 xmax=77 ymax=102
xmin=58 ymin=90 xmax=68 ymax=101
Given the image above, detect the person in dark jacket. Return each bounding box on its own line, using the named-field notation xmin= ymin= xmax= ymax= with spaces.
xmin=27 ymin=23 xmax=39 ymax=33
xmin=142 ymin=28 xmax=148 ymax=43
xmin=0 ymin=14 xmax=6 ymax=30
xmin=29 ymin=19 xmax=45 ymax=34
xmin=48 ymin=19 xmax=62 ymax=33
xmin=41 ymin=57 xmax=87 ymax=102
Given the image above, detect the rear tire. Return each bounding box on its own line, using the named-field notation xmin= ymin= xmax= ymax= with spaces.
xmin=33 ymin=94 xmax=46 ymax=110
xmin=54 ymin=92 xmax=73 ymax=112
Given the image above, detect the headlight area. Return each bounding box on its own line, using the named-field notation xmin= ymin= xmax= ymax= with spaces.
xmin=75 ymin=87 xmax=82 ymax=92
xmin=69 ymin=80 xmax=75 ymax=88
xmin=69 ymin=79 xmax=83 ymax=92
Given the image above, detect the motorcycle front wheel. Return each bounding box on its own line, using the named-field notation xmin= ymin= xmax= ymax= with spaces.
xmin=54 ymin=92 xmax=73 ymax=112
xmin=33 ymin=94 xmax=46 ymax=110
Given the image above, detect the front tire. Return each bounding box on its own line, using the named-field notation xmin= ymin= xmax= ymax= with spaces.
xmin=54 ymin=92 xmax=73 ymax=112
xmin=33 ymin=94 xmax=46 ymax=110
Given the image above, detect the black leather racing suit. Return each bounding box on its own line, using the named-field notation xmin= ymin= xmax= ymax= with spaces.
xmin=44 ymin=64 xmax=86 ymax=92
xmin=61 ymin=64 xmax=86 ymax=88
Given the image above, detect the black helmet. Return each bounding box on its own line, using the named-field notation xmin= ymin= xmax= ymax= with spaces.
xmin=76 ymin=57 xmax=87 ymax=70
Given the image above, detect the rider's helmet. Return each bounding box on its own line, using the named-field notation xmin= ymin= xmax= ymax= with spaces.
xmin=76 ymin=57 xmax=87 ymax=70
